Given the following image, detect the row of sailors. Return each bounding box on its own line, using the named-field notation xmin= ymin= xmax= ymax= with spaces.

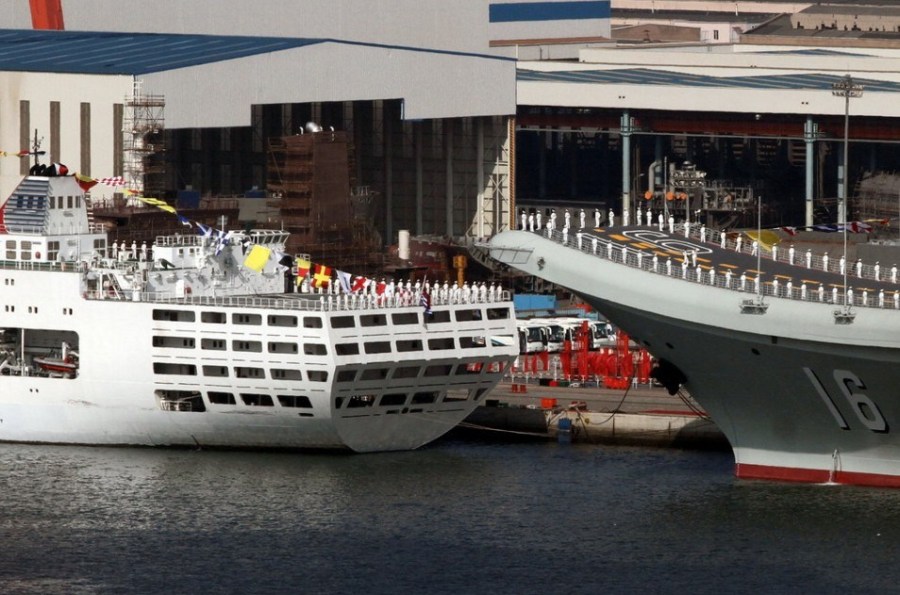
xmin=537 ymin=209 xmax=899 ymax=285
xmin=521 ymin=206 xmax=690 ymax=233
xmin=299 ymin=278 xmax=506 ymax=304
xmin=571 ymin=234 xmax=900 ymax=308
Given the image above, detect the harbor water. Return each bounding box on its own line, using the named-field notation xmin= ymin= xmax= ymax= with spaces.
xmin=2 ymin=439 xmax=900 ymax=594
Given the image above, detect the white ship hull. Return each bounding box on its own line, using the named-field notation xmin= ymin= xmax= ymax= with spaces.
xmin=491 ymin=229 xmax=900 ymax=487
xmin=0 ymin=266 xmax=516 ymax=452
xmin=0 ymin=173 xmax=518 ymax=453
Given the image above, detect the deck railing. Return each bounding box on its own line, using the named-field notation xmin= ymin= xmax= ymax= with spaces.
xmin=539 ymin=224 xmax=900 ymax=311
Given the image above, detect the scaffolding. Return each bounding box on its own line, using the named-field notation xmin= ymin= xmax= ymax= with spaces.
xmin=123 ymin=80 xmax=165 ymax=197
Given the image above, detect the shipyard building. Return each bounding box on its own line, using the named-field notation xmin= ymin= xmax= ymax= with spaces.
xmin=5 ymin=0 xmax=900 ymax=270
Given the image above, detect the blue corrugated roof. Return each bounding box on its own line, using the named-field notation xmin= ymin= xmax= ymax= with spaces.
xmin=518 ymin=68 xmax=900 ymax=92
xmin=0 ymin=29 xmax=327 ymax=75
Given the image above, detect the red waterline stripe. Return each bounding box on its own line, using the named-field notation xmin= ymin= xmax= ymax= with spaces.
xmin=735 ymin=463 xmax=900 ymax=488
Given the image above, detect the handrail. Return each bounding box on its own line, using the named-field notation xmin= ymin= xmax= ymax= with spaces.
xmin=538 ymin=225 xmax=900 ymax=311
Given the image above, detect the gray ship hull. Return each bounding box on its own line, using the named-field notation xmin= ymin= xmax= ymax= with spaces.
xmin=491 ymin=228 xmax=900 ymax=487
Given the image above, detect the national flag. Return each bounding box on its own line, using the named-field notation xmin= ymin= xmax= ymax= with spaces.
xmin=311 ymin=264 xmax=332 ymax=289
xmin=242 ymin=245 xmax=271 ymax=272
xmin=75 ymin=173 xmax=99 ymax=192
xmin=196 ymin=222 xmax=214 ymax=239
xmin=336 ymin=270 xmax=352 ymax=294
xmin=420 ymin=289 xmax=432 ymax=315
xmin=351 ymin=276 xmax=370 ymax=293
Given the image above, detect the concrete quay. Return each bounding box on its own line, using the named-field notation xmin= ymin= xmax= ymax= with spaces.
xmin=460 ymin=380 xmax=729 ymax=450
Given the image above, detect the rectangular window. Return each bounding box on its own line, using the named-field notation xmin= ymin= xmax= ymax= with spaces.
xmin=268 ymin=314 xmax=297 ymax=327
xmin=336 ymin=369 xmax=356 ymax=382
xmin=459 ymin=336 xmax=486 ymax=349
xmin=347 ymin=395 xmax=375 ymax=408
xmin=152 ymin=309 xmax=196 ymax=322
xmin=202 ymin=365 xmax=229 ymax=377
xmin=444 ymin=388 xmax=470 ymax=402
xmin=393 ymin=366 xmax=419 ymax=379
xmin=201 ymin=311 xmax=226 ymax=324
xmin=233 ymin=313 xmax=262 ymax=326
xmin=363 ymin=341 xmax=391 ymax=354
xmin=487 ymin=307 xmax=511 ymax=320
xmin=277 ymin=395 xmax=313 ymax=408
xmin=380 ymin=394 xmax=407 ymax=407
xmin=235 ymin=367 xmax=265 ymax=378
xmin=307 ymin=370 xmax=328 ymax=382
xmin=360 ymin=314 xmax=387 ymax=327
xmin=412 ymin=391 xmax=438 ymax=404
xmin=430 ymin=311 xmax=451 ymax=323
xmin=5 ymin=240 xmax=14 ymax=260
xmin=335 ymin=343 xmax=359 ymax=356
xmin=454 ymin=309 xmax=483 ymax=322
xmin=153 ymin=362 xmax=197 ymax=376
xmin=268 ymin=341 xmax=298 ymax=354
xmin=330 ymin=315 xmax=355 ymax=329
xmin=201 ymin=338 xmax=226 ymax=351
xmin=428 ymin=337 xmax=455 ymax=350
xmin=303 ymin=317 xmax=323 ymax=328
xmin=455 ymin=362 xmax=483 ymax=375
xmin=241 ymin=393 xmax=274 ymax=406
xmin=396 ymin=339 xmax=423 ymax=352
xmin=208 ymin=391 xmax=236 ymax=405
xmin=232 ymin=340 xmax=262 ymax=353
xmin=48 ymin=241 xmax=60 ymax=261
xmin=360 ymin=368 xmax=389 ymax=381
xmin=152 ymin=336 xmax=196 ymax=348
xmin=20 ymin=241 xmax=32 ymax=261
xmin=391 ymin=312 xmax=419 ymax=325
xmin=424 ymin=364 xmax=453 ymax=377
xmin=303 ymin=343 xmax=328 ymax=356
xmin=271 ymin=368 xmax=303 ymax=381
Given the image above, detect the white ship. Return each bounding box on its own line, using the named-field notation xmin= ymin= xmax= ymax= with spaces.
xmin=0 ymin=170 xmax=518 ymax=452
xmin=490 ymin=223 xmax=900 ymax=487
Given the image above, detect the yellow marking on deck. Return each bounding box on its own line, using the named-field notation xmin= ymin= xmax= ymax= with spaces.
xmin=719 ymin=263 xmax=739 ymax=269
xmin=609 ymin=234 xmax=628 ymax=241
xmin=773 ymin=274 xmax=792 ymax=280
xmin=801 ymin=279 xmax=823 ymax=285
xmin=632 ymin=242 xmax=655 ymax=249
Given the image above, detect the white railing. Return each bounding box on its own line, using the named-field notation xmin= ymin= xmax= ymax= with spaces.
xmin=83 ymin=288 xmax=514 ymax=312
xmin=539 ymin=225 xmax=900 ymax=311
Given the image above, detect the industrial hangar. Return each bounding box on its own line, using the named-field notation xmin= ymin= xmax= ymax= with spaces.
xmin=5 ymin=0 xmax=900 ymax=256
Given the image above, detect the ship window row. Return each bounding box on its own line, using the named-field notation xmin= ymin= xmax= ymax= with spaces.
xmin=335 ymin=361 xmax=504 ymax=383
xmin=152 ymin=335 xmax=325 ymax=355
xmin=334 ymin=387 xmax=489 ymax=410
xmin=48 ymin=195 xmax=80 ymax=209
xmin=334 ymin=335 xmax=509 ymax=356
xmin=155 ymin=389 xmax=324 ymax=411
xmin=152 ymin=362 xmax=329 ymax=382
xmin=152 ymin=309 xmax=323 ymax=328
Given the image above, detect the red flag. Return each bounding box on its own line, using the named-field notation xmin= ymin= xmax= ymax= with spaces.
xmin=375 ymin=281 xmax=386 ymax=296
xmin=311 ymin=264 xmax=332 ymax=288
xmin=351 ymin=276 xmax=370 ymax=293
xmin=75 ymin=172 xmax=98 ymax=192
xmin=780 ymin=226 xmax=797 ymax=236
